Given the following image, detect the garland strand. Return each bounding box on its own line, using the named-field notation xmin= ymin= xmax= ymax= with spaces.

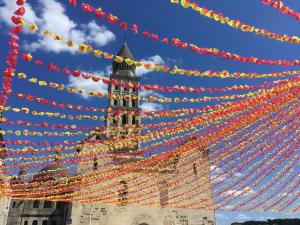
xmin=261 ymin=0 xmax=300 ymax=22
xmin=80 ymin=2 xmax=300 ymax=66
xmin=170 ymin=0 xmax=300 ymax=45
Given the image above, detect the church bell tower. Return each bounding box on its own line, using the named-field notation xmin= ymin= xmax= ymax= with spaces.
xmin=105 ymin=42 xmax=142 ymax=160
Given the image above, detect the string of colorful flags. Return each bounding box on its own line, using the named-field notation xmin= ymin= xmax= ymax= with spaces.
xmin=0 ymin=0 xmax=299 ymax=213
xmin=19 ymin=23 xmax=300 ymax=79
xmin=169 ymin=0 xmax=300 ymax=44
xmin=79 ymin=2 xmax=300 ymax=66
xmin=261 ymin=0 xmax=300 ymax=22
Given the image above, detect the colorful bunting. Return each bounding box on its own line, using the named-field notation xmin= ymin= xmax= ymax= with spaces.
xmin=79 ymin=2 xmax=300 ymax=66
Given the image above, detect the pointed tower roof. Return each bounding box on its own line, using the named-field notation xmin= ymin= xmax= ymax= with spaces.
xmin=117 ymin=42 xmax=134 ymax=59
xmin=112 ymin=42 xmax=138 ymax=79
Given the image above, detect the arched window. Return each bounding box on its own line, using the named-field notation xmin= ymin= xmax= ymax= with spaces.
xmin=43 ymin=201 xmax=52 ymax=208
xmin=24 ymin=221 xmax=28 ymax=225
xmin=132 ymin=99 xmax=136 ymax=107
xmin=123 ymin=98 xmax=127 ymax=107
xmin=12 ymin=201 xmax=16 ymax=208
xmin=113 ymin=99 xmax=118 ymax=106
xmin=159 ymin=181 xmax=168 ymax=207
xmin=122 ymin=114 xmax=127 ymax=125
xmin=33 ymin=200 xmax=39 ymax=208
xmin=112 ymin=114 xmax=117 ymax=125
xmin=42 ymin=221 xmax=47 ymax=225
xmin=32 ymin=220 xmax=38 ymax=225
xmin=132 ymin=115 xmax=136 ymax=125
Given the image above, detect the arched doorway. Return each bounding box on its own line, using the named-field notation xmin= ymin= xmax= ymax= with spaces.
xmin=131 ymin=213 xmax=154 ymax=225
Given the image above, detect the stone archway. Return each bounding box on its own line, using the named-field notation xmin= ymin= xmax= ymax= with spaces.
xmin=131 ymin=214 xmax=155 ymax=225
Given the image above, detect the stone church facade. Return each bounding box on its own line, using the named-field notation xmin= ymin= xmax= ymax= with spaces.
xmin=0 ymin=43 xmax=216 ymax=225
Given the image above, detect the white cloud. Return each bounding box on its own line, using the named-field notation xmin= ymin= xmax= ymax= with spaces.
xmin=236 ymin=213 xmax=252 ymax=221
xmin=211 ymin=173 xmax=227 ymax=183
xmin=234 ymin=172 xmax=244 ymax=177
xmin=139 ymin=90 xmax=164 ymax=112
xmin=84 ymin=21 xmax=116 ymax=47
xmin=136 ymin=55 xmax=165 ymax=76
xmin=104 ymin=65 xmax=112 ymax=75
xmin=0 ymin=0 xmax=115 ymax=53
xmin=140 ymin=102 xmax=163 ymax=112
xmin=0 ymin=0 xmax=39 ymax=34
xmin=67 ymin=71 xmax=107 ymax=100
xmin=216 ymin=213 xmax=229 ymax=220
xmin=139 ymin=90 xmax=165 ymax=99
xmin=223 ymin=187 xmax=255 ymax=197
xmin=0 ymin=0 xmax=38 ymax=24
xmin=210 ymin=165 xmax=227 ymax=182
xmin=210 ymin=165 xmax=222 ymax=173
xmin=166 ymin=57 xmax=183 ymax=65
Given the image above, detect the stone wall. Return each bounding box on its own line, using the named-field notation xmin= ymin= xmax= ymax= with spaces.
xmin=71 ymin=142 xmax=216 ymax=225
xmin=0 ymin=197 xmax=10 ymax=225
xmin=70 ymin=203 xmax=215 ymax=225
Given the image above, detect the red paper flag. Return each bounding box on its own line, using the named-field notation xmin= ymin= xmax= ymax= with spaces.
xmin=69 ymin=0 xmax=77 ymax=7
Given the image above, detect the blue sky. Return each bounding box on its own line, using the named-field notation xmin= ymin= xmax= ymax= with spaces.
xmin=0 ymin=0 xmax=299 ymax=224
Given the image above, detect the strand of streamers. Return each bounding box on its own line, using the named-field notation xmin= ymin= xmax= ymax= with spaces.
xmin=20 ymin=22 xmax=300 ymax=79
xmin=0 ymin=103 xmax=246 ymax=169
xmin=210 ymin=101 xmax=298 ymax=192
xmin=1 ymin=0 xmax=26 ymax=106
xmin=1 ymin=88 xmax=292 ymax=176
xmin=213 ymin=125 xmax=299 ymax=210
xmin=0 ymin=0 xmax=298 ymax=212
xmin=2 ymin=104 xmax=220 ymax=122
xmin=80 ymin=2 xmax=300 ymax=66
xmin=0 ymin=99 xmax=228 ymax=148
xmin=5 ymin=121 xmax=296 ymax=209
xmin=214 ymin=122 xmax=299 ymax=209
xmin=242 ymin=171 xmax=299 ymax=211
xmin=3 ymin=125 xmax=298 ymax=211
xmin=261 ymin=0 xmax=300 ymax=21
xmin=2 ymin=81 xmax=298 ymax=168
xmin=247 ymin=173 xmax=298 ymax=211
xmin=1 ymin=91 xmax=278 ymax=168
xmin=1 ymin=127 xmax=201 ymax=170
xmin=2 ymin=128 xmax=298 ymax=211
xmin=2 ymin=88 xmax=298 ymax=193
xmin=2 ymin=81 xmax=293 ymax=149
xmin=166 ymin=95 xmax=298 ymax=209
xmin=14 ymin=72 xmax=300 ymax=103
xmin=170 ymin=0 xmax=300 ymax=45
xmin=212 ymin=122 xmax=298 ymax=210
xmin=0 ymin=112 xmax=273 ymax=182
xmin=156 ymin=109 xmax=298 ymax=209
xmin=213 ymin=103 xmax=295 ymax=193
xmin=2 ymin=87 xmax=296 ymax=179
xmin=197 ymin=100 xmax=298 ymax=209
xmin=2 ymin=98 xmax=272 ymax=172
xmin=3 ymin=84 xmax=296 ymax=151
xmin=176 ymin=106 xmax=300 ymax=211
xmin=21 ymin=53 xmax=288 ymax=94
